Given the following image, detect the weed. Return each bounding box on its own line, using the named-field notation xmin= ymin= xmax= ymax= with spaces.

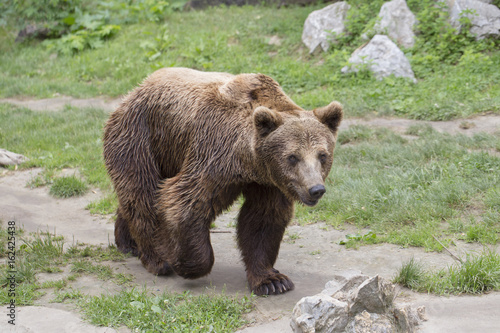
xmin=39 ymin=279 xmax=68 ymax=290
xmin=51 ymin=288 xmax=84 ymax=303
xmin=49 ymin=175 xmax=88 ymax=198
xmin=285 ymin=231 xmax=302 ymax=244
xmin=339 ymin=231 xmax=377 ymax=248
xmin=71 ymin=259 xmax=114 ymax=280
xmin=392 ymin=258 xmax=426 ymax=290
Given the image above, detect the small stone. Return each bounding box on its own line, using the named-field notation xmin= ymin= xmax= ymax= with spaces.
xmin=268 ymin=35 xmax=282 ymax=46
xmin=302 ymin=2 xmax=351 ymax=53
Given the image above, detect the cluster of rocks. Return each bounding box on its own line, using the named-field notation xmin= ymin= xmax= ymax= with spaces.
xmin=0 ymin=149 xmax=28 ymax=166
xmin=302 ymin=0 xmax=500 ymax=82
xmin=290 ymin=271 xmax=426 ymax=333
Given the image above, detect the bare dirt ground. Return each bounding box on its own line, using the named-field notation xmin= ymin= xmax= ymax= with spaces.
xmin=1 ymin=97 xmax=500 ymax=333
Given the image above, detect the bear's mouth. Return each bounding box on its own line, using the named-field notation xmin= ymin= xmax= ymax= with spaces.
xmin=300 ymin=197 xmax=319 ymax=207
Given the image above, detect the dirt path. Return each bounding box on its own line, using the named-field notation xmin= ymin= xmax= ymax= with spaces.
xmin=1 ymin=97 xmax=500 ymax=333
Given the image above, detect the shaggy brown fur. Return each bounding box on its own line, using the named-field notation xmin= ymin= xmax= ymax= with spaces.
xmin=103 ymin=67 xmax=343 ymax=295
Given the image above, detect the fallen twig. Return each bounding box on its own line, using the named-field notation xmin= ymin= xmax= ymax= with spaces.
xmin=432 ymin=235 xmax=463 ymax=264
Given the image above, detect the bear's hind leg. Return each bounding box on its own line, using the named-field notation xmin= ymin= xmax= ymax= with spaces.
xmin=115 ymin=206 xmax=139 ymax=257
xmin=155 ymin=175 xmax=241 ymax=279
xmin=237 ymin=183 xmax=295 ymax=296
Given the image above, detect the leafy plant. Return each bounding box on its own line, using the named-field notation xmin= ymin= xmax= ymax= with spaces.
xmin=43 ymin=11 xmax=121 ymax=55
xmin=339 ymin=230 xmax=377 ymax=248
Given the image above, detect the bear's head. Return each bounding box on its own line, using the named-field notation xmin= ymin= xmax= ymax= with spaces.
xmin=253 ymin=102 xmax=343 ymax=206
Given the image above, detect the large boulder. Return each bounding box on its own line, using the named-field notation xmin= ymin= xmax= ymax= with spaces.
xmin=446 ymin=0 xmax=500 ymax=39
xmin=341 ymin=35 xmax=416 ymax=82
xmin=372 ymin=0 xmax=417 ymax=48
xmin=302 ymin=2 xmax=351 ymax=53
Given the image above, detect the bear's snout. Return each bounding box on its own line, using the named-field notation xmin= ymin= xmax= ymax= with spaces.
xmin=308 ymin=184 xmax=326 ymax=200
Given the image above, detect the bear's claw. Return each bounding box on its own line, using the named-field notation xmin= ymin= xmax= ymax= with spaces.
xmin=251 ymin=270 xmax=295 ymax=296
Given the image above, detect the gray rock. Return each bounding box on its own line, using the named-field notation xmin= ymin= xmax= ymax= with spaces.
xmin=291 ymin=273 xmax=424 ymax=333
xmin=0 ymin=149 xmax=28 ymax=166
xmin=350 ymin=275 xmax=396 ymax=315
xmin=290 ymin=294 xmax=349 ymax=333
xmin=393 ymin=304 xmax=427 ymax=333
xmin=321 ymin=270 xmax=370 ymax=301
xmin=15 ymin=24 xmax=51 ymax=43
xmin=302 ymin=2 xmax=351 ymax=53
xmin=446 ymin=0 xmax=500 ymax=39
xmin=345 ymin=311 xmax=396 ymax=333
xmin=372 ymin=0 xmax=417 ymax=48
xmin=341 ymin=35 xmax=416 ymax=82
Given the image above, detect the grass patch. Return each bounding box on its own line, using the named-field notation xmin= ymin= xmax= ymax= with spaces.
xmin=49 ymin=175 xmax=88 ymax=198
xmin=0 ymin=225 xmax=129 ymax=305
xmin=78 ymin=288 xmax=253 ymax=332
xmin=0 ymin=223 xmax=252 ymax=330
xmin=394 ymin=250 xmax=500 ymax=294
xmin=86 ymin=193 xmax=118 ymax=214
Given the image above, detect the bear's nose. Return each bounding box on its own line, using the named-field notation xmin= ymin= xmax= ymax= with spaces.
xmin=309 ymin=185 xmax=326 ymax=200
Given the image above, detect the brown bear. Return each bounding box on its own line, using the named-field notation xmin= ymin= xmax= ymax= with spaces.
xmin=103 ymin=67 xmax=343 ymax=296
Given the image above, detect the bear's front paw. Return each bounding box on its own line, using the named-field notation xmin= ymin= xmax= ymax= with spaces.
xmin=250 ymin=269 xmax=295 ymax=296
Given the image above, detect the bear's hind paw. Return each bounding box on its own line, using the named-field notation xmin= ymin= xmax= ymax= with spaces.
xmin=144 ymin=260 xmax=174 ymax=276
xmin=251 ymin=270 xmax=295 ymax=296
xmin=117 ymin=245 xmax=140 ymax=257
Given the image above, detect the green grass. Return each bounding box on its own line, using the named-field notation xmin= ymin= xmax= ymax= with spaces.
xmin=86 ymin=193 xmax=118 ymax=214
xmin=394 ymin=250 xmax=500 ymax=294
xmin=0 ymin=103 xmax=110 ymax=190
xmin=0 ymin=4 xmax=499 ymax=120
xmin=49 ymin=175 xmax=88 ymax=198
xmin=78 ymin=288 xmax=253 ymax=332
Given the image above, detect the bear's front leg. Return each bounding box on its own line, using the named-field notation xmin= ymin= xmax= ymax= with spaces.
xmin=237 ymin=183 xmax=295 ymax=296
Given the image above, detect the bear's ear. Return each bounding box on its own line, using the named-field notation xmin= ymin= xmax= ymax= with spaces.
xmin=219 ymin=74 xmax=262 ymax=104
xmin=313 ymin=101 xmax=343 ymax=134
xmin=253 ymin=106 xmax=283 ymax=137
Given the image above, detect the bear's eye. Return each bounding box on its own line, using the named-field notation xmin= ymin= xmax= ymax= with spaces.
xmin=287 ymin=154 xmax=299 ymax=166
xmin=319 ymin=153 xmax=328 ymax=164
